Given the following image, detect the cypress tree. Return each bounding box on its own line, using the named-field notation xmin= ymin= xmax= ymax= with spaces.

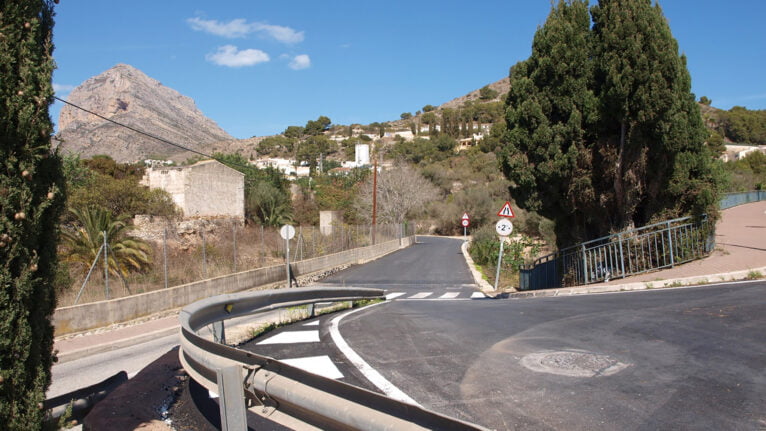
xmin=500 ymin=0 xmax=722 ymax=246
xmin=591 ymin=0 xmax=720 ymax=228
xmin=500 ymin=0 xmax=597 ymax=244
xmin=0 ymin=1 xmax=65 ymax=429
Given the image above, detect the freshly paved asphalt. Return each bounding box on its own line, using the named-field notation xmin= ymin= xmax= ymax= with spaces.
xmin=242 ymin=236 xmax=766 ymax=430
xmin=340 ymin=281 xmax=766 ymax=430
xmin=318 ymin=236 xmax=476 ymax=289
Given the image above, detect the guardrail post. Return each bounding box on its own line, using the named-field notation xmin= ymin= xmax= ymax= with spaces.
xmin=216 ymin=366 xmax=247 ymax=431
xmin=667 ymin=221 xmax=675 ymax=268
xmin=213 ymin=320 xmax=226 ymax=344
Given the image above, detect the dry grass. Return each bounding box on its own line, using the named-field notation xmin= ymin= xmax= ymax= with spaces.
xmin=57 ymin=223 xmax=408 ymax=307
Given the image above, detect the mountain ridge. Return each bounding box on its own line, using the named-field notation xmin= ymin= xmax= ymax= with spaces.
xmin=55 ymin=64 xmax=233 ymax=163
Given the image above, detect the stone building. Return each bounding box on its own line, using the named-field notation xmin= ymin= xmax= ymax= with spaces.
xmin=141 ymin=160 xmax=245 ymax=220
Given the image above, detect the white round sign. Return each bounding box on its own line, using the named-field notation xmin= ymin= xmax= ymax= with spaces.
xmin=280 ymin=224 xmax=296 ymax=240
xmin=495 ymin=219 xmax=513 ymax=237
xmin=461 ymin=219 xmax=470 ymax=227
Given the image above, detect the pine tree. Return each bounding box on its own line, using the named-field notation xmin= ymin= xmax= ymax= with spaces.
xmin=0 ymin=1 xmax=65 ymax=429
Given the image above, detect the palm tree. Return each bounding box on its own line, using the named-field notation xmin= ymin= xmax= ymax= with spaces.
xmin=246 ymin=182 xmax=293 ymax=227
xmin=62 ymin=206 xmax=152 ymax=292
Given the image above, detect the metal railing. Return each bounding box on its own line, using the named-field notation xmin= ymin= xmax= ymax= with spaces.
xmin=519 ymin=191 xmax=766 ymax=291
xmin=520 ymin=216 xmax=714 ymax=290
xmin=720 ymin=190 xmax=766 ymax=209
xmin=179 ymin=287 xmax=488 ymax=430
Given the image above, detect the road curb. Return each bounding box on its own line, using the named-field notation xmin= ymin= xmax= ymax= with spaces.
xmin=56 ymin=325 xmax=180 ymax=365
xmin=460 ymin=239 xmax=496 ymax=295
xmin=508 ymin=266 xmax=766 ymax=299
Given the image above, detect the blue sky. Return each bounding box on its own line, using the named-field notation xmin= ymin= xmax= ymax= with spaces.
xmin=51 ymin=1 xmax=766 ymax=140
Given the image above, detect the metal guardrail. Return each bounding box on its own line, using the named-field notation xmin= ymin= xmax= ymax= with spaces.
xmin=179 ymin=287 xmax=488 ymax=430
xmin=520 ymin=216 xmax=713 ymax=290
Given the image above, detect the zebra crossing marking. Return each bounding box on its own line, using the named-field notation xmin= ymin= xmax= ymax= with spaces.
xmin=384 ymin=290 xmax=492 ymax=300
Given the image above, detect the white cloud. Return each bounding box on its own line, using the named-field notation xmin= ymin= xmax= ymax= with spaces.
xmin=289 ymin=54 xmax=311 ymax=70
xmin=188 ymin=17 xmax=304 ymax=44
xmin=187 ymin=17 xmax=251 ymax=38
xmin=252 ymin=23 xmax=304 ymax=44
xmin=206 ymin=45 xmax=270 ymax=67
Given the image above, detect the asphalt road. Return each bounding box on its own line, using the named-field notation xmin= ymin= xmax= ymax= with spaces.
xmin=319 ymin=236 xmax=476 ymax=288
xmin=339 ymin=282 xmax=766 ymax=430
xmin=243 ymin=236 xmax=766 ymax=430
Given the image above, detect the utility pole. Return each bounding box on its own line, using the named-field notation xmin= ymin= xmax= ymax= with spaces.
xmin=372 ymin=149 xmax=378 ymax=244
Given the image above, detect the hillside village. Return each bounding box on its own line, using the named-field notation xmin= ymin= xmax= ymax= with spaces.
xmin=55 ymin=63 xmax=766 ymax=230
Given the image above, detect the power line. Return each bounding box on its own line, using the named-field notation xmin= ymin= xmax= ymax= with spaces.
xmin=53 ymin=96 xmax=254 ymax=171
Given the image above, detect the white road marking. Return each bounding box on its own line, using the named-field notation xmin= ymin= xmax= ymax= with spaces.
xmin=471 ymin=292 xmax=487 ymax=299
xmin=439 ymin=292 xmax=460 ymax=299
xmin=409 ymin=292 xmax=433 ymax=299
xmin=303 ymin=321 xmax=319 ymax=326
xmin=256 ymin=330 xmax=320 ymax=345
xmin=281 ymin=355 xmax=344 ymax=380
xmin=385 ymin=292 xmax=406 ymax=300
xmin=330 ymin=304 xmax=421 ymax=407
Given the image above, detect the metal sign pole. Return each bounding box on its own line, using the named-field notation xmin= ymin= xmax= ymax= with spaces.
xmin=494 ymin=239 xmax=505 ymax=291
xmin=285 ymin=236 xmax=290 ymax=289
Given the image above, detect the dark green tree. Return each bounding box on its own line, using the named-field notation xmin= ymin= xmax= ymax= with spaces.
xmin=500 ymin=0 xmax=722 ymax=246
xmin=591 ymin=0 xmax=720 ymax=227
xmin=0 ymin=1 xmax=66 ymax=428
xmin=283 ymin=125 xmax=305 ymax=139
xmin=304 ymin=115 xmax=331 ymax=136
xmin=500 ymin=0 xmax=598 ymax=244
xmin=479 ymin=85 xmax=499 ymax=100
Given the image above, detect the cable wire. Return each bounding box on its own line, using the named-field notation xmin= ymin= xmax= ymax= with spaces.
xmin=53 ymin=96 xmax=254 ymax=171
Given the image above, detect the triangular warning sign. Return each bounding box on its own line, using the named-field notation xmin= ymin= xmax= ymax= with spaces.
xmin=461 ymin=212 xmax=470 ymax=220
xmin=497 ymin=201 xmax=515 ymax=218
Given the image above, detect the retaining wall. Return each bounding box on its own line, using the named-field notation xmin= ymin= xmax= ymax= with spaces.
xmin=54 ymin=236 xmax=414 ymax=335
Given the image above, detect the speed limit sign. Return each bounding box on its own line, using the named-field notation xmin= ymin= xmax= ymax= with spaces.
xmin=495 ymin=219 xmax=513 ymax=237
xmin=461 ymin=219 xmax=470 ymax=227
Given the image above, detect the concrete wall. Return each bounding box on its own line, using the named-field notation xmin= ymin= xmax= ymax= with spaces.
xmin=142 ymin=160 xmax=244 ymax=219
xmin=143 ymin=166 xmax=187 ymax=210
xmin=183 ymin=161 xmax=244 ymax=219
xmin=54 ymin=236 xmax=414 ymax=335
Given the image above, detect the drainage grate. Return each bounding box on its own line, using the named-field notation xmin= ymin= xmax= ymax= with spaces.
xmin=520 ymin=349 xmax=630 ymax=377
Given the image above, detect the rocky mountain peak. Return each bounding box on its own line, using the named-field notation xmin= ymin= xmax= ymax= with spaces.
xmin=55 ymin=64 xmax=233 ymax=163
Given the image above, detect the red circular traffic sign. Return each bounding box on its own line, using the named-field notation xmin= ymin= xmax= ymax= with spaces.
xmin=461 ymin=219 xmax=470 ymax=227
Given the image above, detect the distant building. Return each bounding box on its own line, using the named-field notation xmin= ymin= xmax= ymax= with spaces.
xmin=141 ymin=160 xmax=244 ymax=220
xmin=721 ymin=144 xmax=766 ymax=162
xmin=355 ymin=143 xmax=370 ymax=166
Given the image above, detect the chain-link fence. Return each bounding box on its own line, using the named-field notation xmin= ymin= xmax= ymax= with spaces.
xmin=60 ymin=222 xmax=416 ymax=306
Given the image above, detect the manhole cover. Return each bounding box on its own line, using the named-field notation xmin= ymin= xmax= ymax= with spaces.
xmin=521 ymin=350 xmax=630 ymax=377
